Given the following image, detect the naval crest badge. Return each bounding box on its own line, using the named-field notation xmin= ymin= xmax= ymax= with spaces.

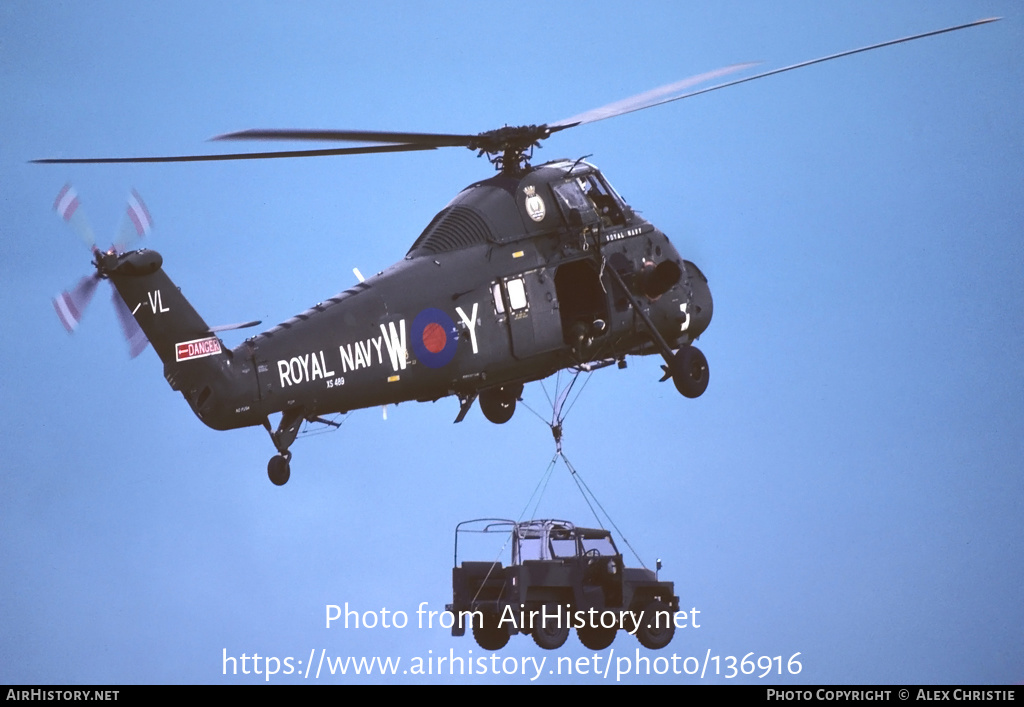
xmin=523 ymin=185 xmax=546 ymax=223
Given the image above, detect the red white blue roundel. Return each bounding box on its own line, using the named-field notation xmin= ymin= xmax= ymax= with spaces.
xmin=411 ymin=308 xmax=459 ymax=368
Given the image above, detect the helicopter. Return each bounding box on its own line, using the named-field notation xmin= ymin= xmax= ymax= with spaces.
xmin=36 ymin=19 xmax=996 ymax=486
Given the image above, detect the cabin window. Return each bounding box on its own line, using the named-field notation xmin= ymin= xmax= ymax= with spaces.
xmin=492 ymin=283 xmax=505 ymax=314
xmin=506 ymin=278 xmax=528 ymax=311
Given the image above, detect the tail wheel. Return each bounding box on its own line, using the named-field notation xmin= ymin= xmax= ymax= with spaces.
xmin=670 ymin=345 xmax=709 ymax=398
xmin=636 ymin=600 xmax=675 ymax=650
xmin=471 ymin=612 xmax=509 ymax=651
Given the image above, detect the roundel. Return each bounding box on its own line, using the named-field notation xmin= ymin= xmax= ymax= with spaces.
xmin=410 ymin=308 xmax=459 ymax=368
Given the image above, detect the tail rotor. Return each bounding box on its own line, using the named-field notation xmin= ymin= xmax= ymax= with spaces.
xmin=52 ymin=184 xmax=153 ymax=358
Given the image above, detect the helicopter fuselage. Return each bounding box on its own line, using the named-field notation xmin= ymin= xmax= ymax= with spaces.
xmin=107 ymin=159 xmax=712 ymax=483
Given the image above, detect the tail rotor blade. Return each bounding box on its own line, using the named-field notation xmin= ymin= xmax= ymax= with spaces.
xmin=114 ymin=189 xmax=153 ymax=252
xmin=110 ymin=285 xmax=149 ymax=358
xmin=53 ymin=183 xmax=96 ymax=251
xmin=53 ymin=274 xmax=100 ymax=333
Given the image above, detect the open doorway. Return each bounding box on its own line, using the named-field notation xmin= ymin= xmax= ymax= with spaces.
xmin=555 ymin=259 xmax=609 ymax=355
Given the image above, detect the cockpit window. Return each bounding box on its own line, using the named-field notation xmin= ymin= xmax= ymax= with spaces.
xmin=552 ymin=180 xmax=597 ymax=224
xmin=553 ymin=172 xmax=627 ymax=228
xmin=578 ymin=174 xmax=627 ymax=226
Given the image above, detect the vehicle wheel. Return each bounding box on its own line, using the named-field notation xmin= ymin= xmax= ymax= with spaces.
xmin=471 ymin=612 xmax=509 ymax=651
xmin=479 ymin=384 xmax=521 ymax=424
xmin=267 ymin=454 xmax=291 ymax=486
xmin=577 ymin=624 xmax=617 ymax=651
xmin=670 ymin=345 xmax=709 ymax=398
xmin=532 ymin=604 xmax=569 ymax=650
xmin=636 ymin=600 xmax=675 ymax=650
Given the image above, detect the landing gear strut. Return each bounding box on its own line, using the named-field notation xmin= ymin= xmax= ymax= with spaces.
xmin=262 ymin=408 xmax=304 ymax=486
xmin=607 ymin=266 xmax=710 ymax=398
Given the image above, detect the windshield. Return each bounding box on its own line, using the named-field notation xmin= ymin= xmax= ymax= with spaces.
xmin=550 ymin=528 xmax=578 ymax=558
xmin=580 ymin=535 xmax=617 ymax=556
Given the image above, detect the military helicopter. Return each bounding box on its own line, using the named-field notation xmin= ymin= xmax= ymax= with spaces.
xmin=37 ymin=19 xmax=995 ymax=486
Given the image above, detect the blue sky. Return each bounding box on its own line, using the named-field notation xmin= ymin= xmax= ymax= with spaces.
xmin=1 ymin=1 xmax=1021 ymax=685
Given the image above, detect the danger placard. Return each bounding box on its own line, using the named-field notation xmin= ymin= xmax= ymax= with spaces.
xmin=175 ymin=336 xmax=222 ymax=362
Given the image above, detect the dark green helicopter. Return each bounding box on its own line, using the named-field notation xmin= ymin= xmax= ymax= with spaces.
xmin=38 ymin=19 xmax=995 ymax=485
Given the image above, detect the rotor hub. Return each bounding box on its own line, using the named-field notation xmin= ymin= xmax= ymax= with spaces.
xmin=467 ymin=125 xmax=553 ymax=175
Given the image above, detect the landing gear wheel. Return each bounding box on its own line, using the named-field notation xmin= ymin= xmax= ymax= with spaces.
xmin=471 ymin=612 xmax=509 ymax=651
xmin=533 ymin=604 xmax=570 ymax=650
xmin=670 ymin=345 xmax=709 ymax=398
xmin=636 ymin=600 xmax=675 ymax=650
xmin=479 ymin=384 xmax=522 ymax=424
xmin=577 ymin=624 xmax=617 ymax=651
xmin=267 ymin=453 xmax=291 ymax=486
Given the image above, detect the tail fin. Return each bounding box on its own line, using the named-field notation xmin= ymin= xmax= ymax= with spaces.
xmin=103 ymin=249 xmax=214 ymax=365
xmin=103 ymin=249 xmax=259 ymax=430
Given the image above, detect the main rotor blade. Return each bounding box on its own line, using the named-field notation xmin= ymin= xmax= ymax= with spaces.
xmin=214 ymin=128 xmax=477 ymax=148
xmin=550 ymin=63 xmax=758 ymax=129
xmin=32 ymin=143 xmax=435 ymax=164
xmin=552 ymin=17 xmax=999 ymax=129
xmin=33 ymin=18 xmax=997 ymax=167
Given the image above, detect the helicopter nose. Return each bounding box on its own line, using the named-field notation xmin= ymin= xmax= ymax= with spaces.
xmin=684 ymin=260 xmax=713 ymax=339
